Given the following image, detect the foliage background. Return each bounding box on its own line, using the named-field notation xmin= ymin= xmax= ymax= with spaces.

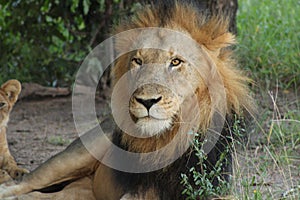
xmin=0 ymin=0 xmax=140 ymax=86
xmin=1 ymin=0 xmax=299 ymax=89
xmin=237 ymin=0 xmax=300 ymax=90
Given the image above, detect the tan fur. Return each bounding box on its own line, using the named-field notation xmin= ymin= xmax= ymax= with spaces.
xmin=0 ymin=80 xmax=29 ymax=183
xmin=0 ymin=2 xmax=254 ymax=199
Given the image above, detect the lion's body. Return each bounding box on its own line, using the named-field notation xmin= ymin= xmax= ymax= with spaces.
xmin=0 ymin=1 xmax=253 ymax=199
xmin=0 ymin=80 xmax=28 ymax=183
xmin=105 ymin=2 xmax=253 ymax=198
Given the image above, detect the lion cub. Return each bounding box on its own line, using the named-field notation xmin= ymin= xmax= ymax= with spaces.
xmin=0 ymin=80 xmax=28 ymax=182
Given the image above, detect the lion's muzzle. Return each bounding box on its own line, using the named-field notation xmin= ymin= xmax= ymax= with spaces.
xmin=135 ymin=96 xmax=162 ymax=113
xmin=129 ymin=84 xmax=179 ymax=136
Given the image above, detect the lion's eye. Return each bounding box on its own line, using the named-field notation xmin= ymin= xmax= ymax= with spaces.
xmin=131 ymin=58 xmax=143 ymax=66
xmin=0 ymin=102 xmax=6 ymax=109
xmin=170 ymin=58 xmax=183 ymax=67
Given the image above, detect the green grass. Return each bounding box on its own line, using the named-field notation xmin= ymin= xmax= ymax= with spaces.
xmin=232 ymin=89 xmax=300 ymax=199
xmin=234 ymin=3 xmax=300 ymax=197
xmin=237 ymin=0 xmax=300 ymax=89
xmin=231 ymin=57 xmax=300 ymax=200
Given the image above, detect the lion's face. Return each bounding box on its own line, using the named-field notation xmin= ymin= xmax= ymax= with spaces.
xmin=126 ymin=47 xmax=204 ymax=136
xmin=112 ymin=29 xmax=212 ymax=138
xmin=112 ymin=20 xmax=252 ymax=140
xmin=0 ymin=92 xmax=10 ymax=127
xmin=0 ymin=80 xmax=21 ymax=128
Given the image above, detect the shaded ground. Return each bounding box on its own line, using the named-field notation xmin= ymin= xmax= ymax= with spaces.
xmin=6 ymin=89 xmax=300 ymax=199
xmin=7 ymin=96 xmax=110 ymax=171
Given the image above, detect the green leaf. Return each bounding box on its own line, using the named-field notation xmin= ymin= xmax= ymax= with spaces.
xmin=70 ymin=0 xmax=79 ymax=13
xmin=83 ymin=0 xmax=91 ymax=15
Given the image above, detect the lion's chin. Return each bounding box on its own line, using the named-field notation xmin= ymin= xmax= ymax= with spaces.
xmin=135 ymin=117 xmax=173 ymax=137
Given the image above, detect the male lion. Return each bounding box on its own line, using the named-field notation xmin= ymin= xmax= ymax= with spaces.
xmin=0 ymin=1 xmax=253 ymax=199
xmin=0 ymin=80 xmax=28 ymax=182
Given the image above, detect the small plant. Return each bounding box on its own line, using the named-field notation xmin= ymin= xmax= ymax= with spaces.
xmin=180 ymin=114 xmax=249 ymax=199
xmin=180 ymin=135 xmax=231 ymax=199
xmin=47 ymin=136 xmax=70 ymax=146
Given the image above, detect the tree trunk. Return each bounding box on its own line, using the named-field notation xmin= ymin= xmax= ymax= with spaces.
xmin=205 ymin=0 xmax=238 ymax=34
xmin=142 ymin=0 xmax=238 ymax=34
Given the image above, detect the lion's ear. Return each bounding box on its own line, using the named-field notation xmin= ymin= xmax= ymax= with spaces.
xmin=1 ymin=80 xmax=21 ymax=104
xmin=205 ymin=32 xmax=235 ymax=51
xmin=196 ymin=17 xmax=236 ymax=53
xmin=114 ymin=29 xmax=141 ymax=54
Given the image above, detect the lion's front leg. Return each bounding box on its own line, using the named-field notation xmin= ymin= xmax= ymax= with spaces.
xmin=0 ymin=177 xmax=96 ymax=200
xmin=0 ymin=128 xmax=29 ymax=181
xmin=0 ymin=154 xmax=29 ymax=180
xmin=0 ymin=179 xmax=31 ymax=199
xmin=120 ymin=188 xmax=159 ymax=200
xmin=0 ymin=127 xmax=111 ymax=198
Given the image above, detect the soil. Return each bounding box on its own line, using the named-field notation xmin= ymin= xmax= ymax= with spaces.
xmin=7 ymin=96 xmax=110 ymax=171
xmin=6 ymin=88 xmax=300 ymax=199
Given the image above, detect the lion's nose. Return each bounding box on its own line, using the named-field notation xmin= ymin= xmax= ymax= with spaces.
xmin=135 ymin=96 xmax=162 ymax=111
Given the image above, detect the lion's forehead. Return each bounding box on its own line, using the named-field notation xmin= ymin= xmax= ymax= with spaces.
xmin=133 ymin=29 xmax=202 ymax=62
xmin=137 ymin=49 xmax=173 ymax=63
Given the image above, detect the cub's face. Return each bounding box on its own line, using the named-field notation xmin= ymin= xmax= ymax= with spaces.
xmin=0 ymin=80 xmax=21 ymax=128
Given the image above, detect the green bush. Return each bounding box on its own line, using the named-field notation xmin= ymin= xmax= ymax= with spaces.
xmin=0 ymin=0 xmax=137 ymax=86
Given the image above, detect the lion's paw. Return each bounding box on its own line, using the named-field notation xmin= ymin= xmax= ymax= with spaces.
xmin=0 ymin=170 xmax=12 ymax=184
xmin=5 ymin=166 xmax=29 ymax=181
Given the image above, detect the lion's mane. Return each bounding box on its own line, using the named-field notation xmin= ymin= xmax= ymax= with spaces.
xmin=110 ymin=1 xmax=254 ymax=199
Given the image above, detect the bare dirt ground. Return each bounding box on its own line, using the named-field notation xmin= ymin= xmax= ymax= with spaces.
xmin=6 ymin=89 xmax=300 ymax=199
xmin=7 ymin=96 xmax=110 ymax=171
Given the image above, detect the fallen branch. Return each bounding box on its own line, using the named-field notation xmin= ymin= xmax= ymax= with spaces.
xmin=19 ymin=83 xmax=71 ymax=99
